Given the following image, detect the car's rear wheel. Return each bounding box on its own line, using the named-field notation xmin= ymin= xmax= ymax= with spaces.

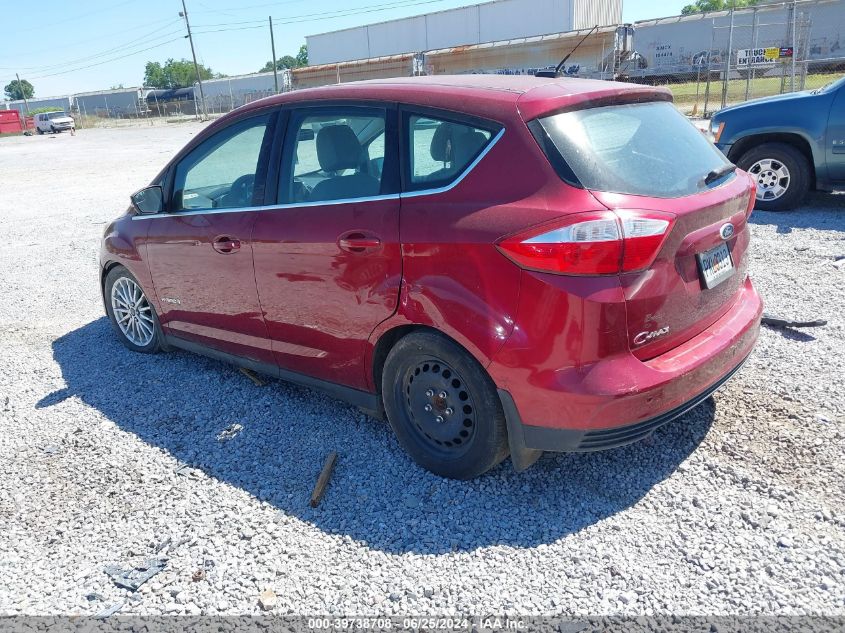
xmin=382 ymin=331 xmax=509 ymax=479
xmin=104 ymin=266 xmax=163 ymax=354
xmin=736 ymin=142 xmax=810 ymax=211
xmin=37 ymin=127 xmax=44 ymax=135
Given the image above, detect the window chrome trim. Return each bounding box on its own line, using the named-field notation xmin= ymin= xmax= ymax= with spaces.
xmin=400 ymin=128 xmax=504 ymax=199
xmin=132 ymin=128 xmax=504 ymax=220
xmin=131 ymin=193 xmax=402 ymax=220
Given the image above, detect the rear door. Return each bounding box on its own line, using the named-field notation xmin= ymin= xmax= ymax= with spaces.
xmin=251 ymin=104 xmax=401 ymax=390
xmin=145 ymin=109 xmax=278 ymax=364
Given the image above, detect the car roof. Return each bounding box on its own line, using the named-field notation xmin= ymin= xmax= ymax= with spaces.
xmin=236 ymin=75 xmax=672 ymax=121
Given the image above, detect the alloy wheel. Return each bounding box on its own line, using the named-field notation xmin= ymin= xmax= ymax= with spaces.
xmin=748 ymin=158 xmax=791 ymax=201
xmin=110 ymin=277 xmax=155 ymax=347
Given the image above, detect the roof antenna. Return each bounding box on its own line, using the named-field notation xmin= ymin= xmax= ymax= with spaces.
xmin=535 ymin=24 xmax=599 ymax=78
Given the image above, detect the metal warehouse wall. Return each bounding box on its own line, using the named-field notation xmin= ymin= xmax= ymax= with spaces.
xmin=306 ymin=0 xmax=622 ymax=64
xmin=74 ymin=89 xmax=141 ymax=116
xmin=4 ymin=95 xmax=72 ymax=115
xmin=633 ymin=0 xmax=845 ymax=76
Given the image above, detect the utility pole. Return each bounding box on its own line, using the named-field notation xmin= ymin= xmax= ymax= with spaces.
xmin=269 ymin=16 xmax=279 ymax=93
xmin=15 ymin=73 xmax=30 ymax=114
xmin=180 ymin=0 xmax=207 ymax=121
xmin=721 ymin=2 xmax=735 ymax=109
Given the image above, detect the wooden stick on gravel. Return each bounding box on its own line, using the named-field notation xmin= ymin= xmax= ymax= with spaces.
xmin=310 ymin=452 xmax=338 ymax=508
xmin=239 ymin=367 xmax=267 ymax=387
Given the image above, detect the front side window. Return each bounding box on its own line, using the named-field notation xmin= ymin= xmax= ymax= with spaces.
xmin=406 ymin=114 xmax=495 ymax=190
xmin=172 ymin=113 xmax=273 ymax=211
xmin=281 ymin=109 xmax=387 ymax=204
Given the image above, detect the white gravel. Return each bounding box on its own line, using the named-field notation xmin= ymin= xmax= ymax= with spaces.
xmin=0 ymin=123 xmax=843 ymax=617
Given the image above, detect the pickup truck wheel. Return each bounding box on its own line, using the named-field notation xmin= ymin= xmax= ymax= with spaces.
xmin=382 ymin=331 xmax=509 ymax=479
xmin=737 ymin=143 xmax=809 ymax=211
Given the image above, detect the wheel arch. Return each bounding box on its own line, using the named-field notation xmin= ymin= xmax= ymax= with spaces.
xmin=728 ymin=132 xmax=817 ymax=190
xmin=370 ymin=324 xmax=483 ymax=398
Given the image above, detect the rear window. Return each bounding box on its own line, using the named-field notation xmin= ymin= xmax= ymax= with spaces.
xmin=533 ymin=101 xmax=731 ymax=198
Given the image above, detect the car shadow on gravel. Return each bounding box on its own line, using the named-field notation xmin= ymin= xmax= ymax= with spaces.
xmin=40 ymin=318 xmax=716 ymax=554
xmin=750 ymin=192 xmax=845 ymax=234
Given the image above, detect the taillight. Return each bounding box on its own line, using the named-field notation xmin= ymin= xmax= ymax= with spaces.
xmin=497 ymin=210 xmax=675 ymax=275
xmin=746 ymin=180 xmax=757 ymax=218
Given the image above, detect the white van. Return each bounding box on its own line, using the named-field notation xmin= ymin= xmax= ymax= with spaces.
xmin=34 ymin=111 xmax=75 ymax=134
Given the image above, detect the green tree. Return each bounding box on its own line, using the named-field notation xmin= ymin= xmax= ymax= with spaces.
xmin=143 ymin=58 xmax=217 ymax=89
xmin=681 ymin=0 xmax=761 ymax=14
xmin=4 ymin=78 xmax=34 ymax=100
xmin=260 ymin=55 xmax=300 ymax=72
xmin=295 ymin=44 xmax=308 ymax=67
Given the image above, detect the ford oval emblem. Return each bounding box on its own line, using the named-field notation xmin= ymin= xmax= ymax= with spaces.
xmin=719 ymin=223 xmax=735 ymax=240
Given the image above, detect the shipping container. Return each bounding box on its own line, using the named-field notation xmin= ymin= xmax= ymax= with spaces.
xmin=306 ymin=0 xmax=622 ymax=64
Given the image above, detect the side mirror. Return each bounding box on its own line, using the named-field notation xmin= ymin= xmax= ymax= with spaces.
xmin=130 ymin=185 xmax=164 ymax=215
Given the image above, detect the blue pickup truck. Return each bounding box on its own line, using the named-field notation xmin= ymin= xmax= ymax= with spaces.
xmin=709 ymin=74 xmax=845 ymax=210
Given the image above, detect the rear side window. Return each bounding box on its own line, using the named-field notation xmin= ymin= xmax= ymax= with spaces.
xmin=533 ymin=101 xmax=731 ymax=198
xmin=405 ymin=113 xmax=496 ymax=191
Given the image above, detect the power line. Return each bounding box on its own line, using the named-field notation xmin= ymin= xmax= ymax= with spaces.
xmin=0 ymin=16 xmax=180 ymax=68
xmin=12 ymin=22 xmax=184 ymax=74
xmin=14 ymin=0 xmax=138 ymax=34
xmin=27 ymin=38 xmax=185 ymax=80
xmin=192 ymin=0 xmax=452 ymax=32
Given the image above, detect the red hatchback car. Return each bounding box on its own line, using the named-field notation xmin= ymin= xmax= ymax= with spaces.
xmin=100 ymin=75 xmax=762 ymax=479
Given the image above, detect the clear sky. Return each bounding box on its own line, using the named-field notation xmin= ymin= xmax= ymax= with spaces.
xmin=1 ymin=0 xmax=688 ymax=98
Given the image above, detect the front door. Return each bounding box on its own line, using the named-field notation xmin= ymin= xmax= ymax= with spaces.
xmin=252 ymin=105 xmax=401 ymax=389
xmin=145 ymin=110 xmax=278 ymax=364
xmin=826 ymin=83 xmax=845 ymax=183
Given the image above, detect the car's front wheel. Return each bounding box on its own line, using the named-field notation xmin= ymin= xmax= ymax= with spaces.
xmin=104 ymin=266 xmax=163 ymax=353
xmin=736 ymin=142 xmax=810 ymax=211
xmin=382 ymin=331 xmax=509 ymax=479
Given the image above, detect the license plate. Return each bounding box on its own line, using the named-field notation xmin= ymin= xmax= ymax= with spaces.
xmin=697 ymin=242 xmax=734 ymax=289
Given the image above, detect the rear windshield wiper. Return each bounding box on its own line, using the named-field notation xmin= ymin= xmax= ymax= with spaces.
xmin=701 ymin=163 xmax=736 ymax=186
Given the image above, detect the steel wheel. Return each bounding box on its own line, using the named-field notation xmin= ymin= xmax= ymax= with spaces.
xmin=403 ymin=358 xmax=477 ymax=456
xmin=748 ymin=158 xmax=790 ymax=201
xmin=110 ymin=277 xmax=155 ymax=347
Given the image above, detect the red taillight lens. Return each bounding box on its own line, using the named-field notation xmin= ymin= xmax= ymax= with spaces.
xmin=746 ymin=180 xmax=757 ymax=218
xmin=497 ymin=210 xmax=675 ymax=276
xmin=497 ymin=211 xmax=622 ymax=275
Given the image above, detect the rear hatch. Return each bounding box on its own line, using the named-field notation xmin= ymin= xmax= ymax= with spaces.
xmin=528 ymin=99 xmax=755 ymax=358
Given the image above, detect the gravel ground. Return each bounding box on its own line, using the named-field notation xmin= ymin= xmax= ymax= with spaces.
xmin=0 ymin=124 xmax=843 ymax=617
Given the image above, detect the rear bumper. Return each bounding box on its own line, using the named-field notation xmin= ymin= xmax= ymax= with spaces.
xmin=494 ymin=276 xmax=762 ymax=462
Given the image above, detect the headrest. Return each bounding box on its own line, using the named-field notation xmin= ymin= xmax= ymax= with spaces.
xmin=452 ymin=130 xmax=488 ymax=169
xmin=316 ymin=125 xmax=363 ymax=172
xmin=430 ymin=123 xmax=456 ymax=162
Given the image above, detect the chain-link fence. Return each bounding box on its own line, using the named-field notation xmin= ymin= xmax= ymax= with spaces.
xmin=628 ymin=0 xmax=845 ymax=115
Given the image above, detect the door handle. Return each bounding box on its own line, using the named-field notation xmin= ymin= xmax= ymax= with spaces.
xmin=213 ymin=236 xmax=241 ymax=254
xmin=338 ymin=233 xmax=382 ymax=253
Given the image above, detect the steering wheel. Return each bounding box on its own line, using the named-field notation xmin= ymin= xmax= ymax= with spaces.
xmin=227 ymin=173 xmax=255 ymax=207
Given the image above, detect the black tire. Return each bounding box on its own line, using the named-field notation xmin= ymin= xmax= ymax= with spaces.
xmin=37 ymin=127 xmax=44 ymax=135
xmin=50 ymin=126 xmax=56 ymax=133
xmin=104 ymin=266 xmax=164 ymax=354
xmin=736 ymin=142 xmax=810 ymax=211
xmin=381 ymin=331 xmax=509 ymax=479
